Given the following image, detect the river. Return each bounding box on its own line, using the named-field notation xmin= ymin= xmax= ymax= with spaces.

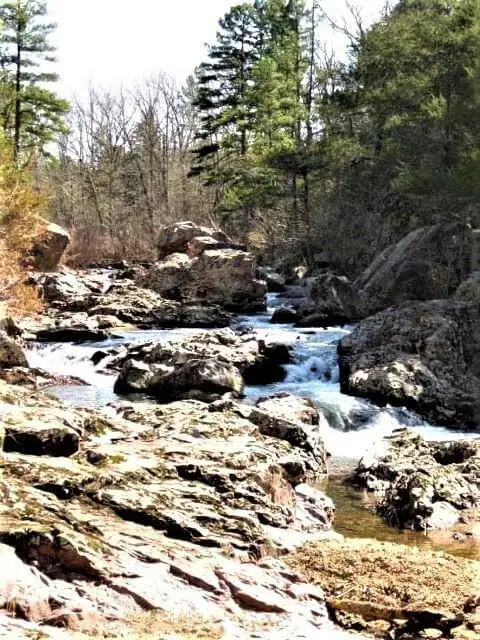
xmin=26 ymin=293 xmax=479 ymax=560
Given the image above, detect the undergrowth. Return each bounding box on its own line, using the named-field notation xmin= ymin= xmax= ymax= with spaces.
xmin=0 ymin=139 xmax=45 ymax=316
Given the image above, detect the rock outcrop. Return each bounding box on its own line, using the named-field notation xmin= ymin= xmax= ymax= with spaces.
xmin=139 ymin=221 xmax=266 ymax=312
xmin=338 ymin=299 xmax=480 ymax=428
xmin=113 ymin=329 xmax=289 ymax=401
xmin=355 ymin=222 xmax=472 ymax=316
xmin=0 ymin=378 xmax=337 ymax=638
xmin=350 ymin=428 xmax=480 ymax=532
xmin=31 ymin=222 xmax=70 ymax=272
xmin=24 ymin=272 xmax=232 ymax=337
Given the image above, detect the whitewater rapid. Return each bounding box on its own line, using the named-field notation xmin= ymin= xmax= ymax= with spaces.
xmin=26 ymin=297 xmax=477 ymax=460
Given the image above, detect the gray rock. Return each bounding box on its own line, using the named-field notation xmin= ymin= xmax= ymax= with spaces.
xmin=350 ymin=429 xmax=480 ymax=531
xmin=157 ymin=221 xmax=229 ymax=259
xmin=355 ymin=222 xmax=472 ymax=315
xmin=338 ymin=299 xmax=480 ymax=428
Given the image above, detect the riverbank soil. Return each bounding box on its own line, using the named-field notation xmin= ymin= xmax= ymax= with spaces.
xmin=287 ymin=538 xmax=480 ymax=639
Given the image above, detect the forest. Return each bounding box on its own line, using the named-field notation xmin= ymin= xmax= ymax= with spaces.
xmin=1 ymin=0 xmax=480 ymax=276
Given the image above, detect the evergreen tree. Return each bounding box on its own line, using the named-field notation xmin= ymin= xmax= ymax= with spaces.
xmin=191 ymin=3 xmax=260 ymax=188
xmin=0 ymin=0 xmax=69 ymax=159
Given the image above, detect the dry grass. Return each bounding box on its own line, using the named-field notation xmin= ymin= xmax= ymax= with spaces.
xmin=52 ymin=611 xmax=224 ymax=639
xmin=287 ymin=537 xmax=480 ymax=616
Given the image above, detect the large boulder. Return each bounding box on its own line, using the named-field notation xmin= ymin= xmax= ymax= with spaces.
xmin=0 ymin=331 xmax=28 ymax=368
xmin=187 ymin=249 xmax=266 ymax=312
xmin=338 ymin=299 xmax=480 ymax=428
xmin=141 ymin=249 xmax=266 ymax=313
xmin=350 ymin=428 xmax=480 ymax=531
xmin=157 ymin=221 xmax=229 ymax=259
xmin=297 ymin=273 xmax=362 ymax=327
xmin=113 ymin=329 xmax=288 ymax=400
xmin=31 ymin=222 xmax=70 ymax=272
xmin=355 ymin=222 xmax=473 ymax=315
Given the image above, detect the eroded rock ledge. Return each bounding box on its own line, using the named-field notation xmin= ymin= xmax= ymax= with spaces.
xmin=0 ymin=379 xmax=339 ymax=638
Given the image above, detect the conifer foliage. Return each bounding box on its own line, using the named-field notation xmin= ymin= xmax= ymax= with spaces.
xmin=0 ymin=0 xmax=69 ymax=160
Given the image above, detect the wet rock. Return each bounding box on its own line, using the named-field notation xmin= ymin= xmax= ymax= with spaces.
xmin=338 ymin=299 xmax=480 ymax=428
xmin=0 ymin=331 xmax=28 ymax=368
xmin=350 ymin=429 xmax=480 ymax=531
xmin=31 ymin=222 xmax=70 ymax=272
xmin=355 ymin=222 xmax=473 ymax=316
xmin=271 ymin=307 xmax=299 ymax=324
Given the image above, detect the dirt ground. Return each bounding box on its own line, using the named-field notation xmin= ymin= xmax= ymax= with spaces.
xmin=287 ymin=537 xmax=480 ymax=638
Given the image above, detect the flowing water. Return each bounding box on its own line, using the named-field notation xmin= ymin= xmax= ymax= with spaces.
xmin=26 ymin=294 xmax=480 ymax=558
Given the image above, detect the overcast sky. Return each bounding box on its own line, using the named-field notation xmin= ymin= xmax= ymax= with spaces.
xmin=47 ymin=0 xmax=386 ymax=98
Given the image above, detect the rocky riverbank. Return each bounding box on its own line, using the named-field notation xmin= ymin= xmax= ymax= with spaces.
xmin=1 ymin=219 xmax=479 ymax=638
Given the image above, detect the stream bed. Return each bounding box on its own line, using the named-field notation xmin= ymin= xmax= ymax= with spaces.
xmin=27 ymin=299 xmax=480 ymax=559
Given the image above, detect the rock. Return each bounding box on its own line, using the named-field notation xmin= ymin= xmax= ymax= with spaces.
xmin=350 ymin=429 xmax=480 ymax=531
xmin=0 ymin=331 xmax=28 ymax=368
xmin=0 ymin=377 xmax=337 ymax=638
xmin=144 ymin=225 xmax=267 ymax=312
xmin=256 ymin=393 xmax=320 ymax=426
xmin=3 ymin=421 xmax=80 ymax=457
xmin=271 ymin=307 xmax=299 ymax=324
xmin=114 ymin=357 xmax=245 ymax=402
xmin=249 ymin=408 xmax=327 ymax=475
xmin=187 ymin=249 xmax=266 ymax=312
xmin=31 ymin=222 xmax=70 ymax=272
xmin=298 ymin=273 xmax=362 ymax=325
xmin=157 ymin=221 xmax=229 ymax=259
xmin=113 ymin=329 xmax=289 ymax=398
xmin=355 ymin=222 xmax=473 ymax=315
xmin=137 ymin=252 xmax=190 ymax=300
xmin=338 ymin=299 xmax=480 ymax=428
xmin=35 ymin=326 xmax=110 ymax=343
xmin=296 ymin=312 xmax=351 ymax=329
xmin=89 ymin=280 xmax=231 ymax=329
xmin=257 ymin=267 xmax=286 ymax=293
xmin=40 ymin=272 xmax=95 ymax=305
xmin=0 ymin=542 xmax=54 ymax=620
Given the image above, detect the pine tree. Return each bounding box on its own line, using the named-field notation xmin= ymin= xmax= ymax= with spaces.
xmin=0 ymin=0 xmax=69 ymax=160
xmin=191 ymin=3 xmax=260 ymax=189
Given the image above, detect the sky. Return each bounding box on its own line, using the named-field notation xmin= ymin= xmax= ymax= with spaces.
xmin=47 ymin=0 xmax=386 ymax=99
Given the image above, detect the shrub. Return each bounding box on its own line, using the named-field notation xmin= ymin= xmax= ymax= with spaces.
xmin=0 ymin=139 xmax=45 ymax=315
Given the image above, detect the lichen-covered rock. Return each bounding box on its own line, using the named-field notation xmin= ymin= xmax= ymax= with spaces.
xmin=338 ymin=299 xmax=480 ymax=428
xmin=355 ymin=222 xmax=472 ymax=315
xmin=349 ymin=428 xmax=480 ymax=531
xmin=0 ymin=331 xmax=28 ymax=368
